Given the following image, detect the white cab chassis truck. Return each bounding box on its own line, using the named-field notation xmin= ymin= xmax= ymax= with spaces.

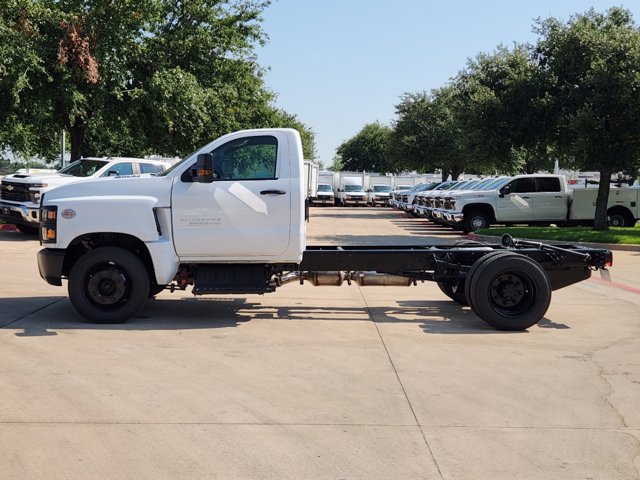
xmin=38 ymin=129 xmax=613 ymax=331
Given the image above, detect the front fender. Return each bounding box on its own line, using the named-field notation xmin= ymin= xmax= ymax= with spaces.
xmin=51 ymin=196 xmax=161 ymax=248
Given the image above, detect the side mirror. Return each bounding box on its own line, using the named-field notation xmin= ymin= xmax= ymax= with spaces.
xmin=195 ymin=153 xmax=214 ymax=183
xmin=499 ymin=185 xmax=511 ymax=198
xmin=107 ymin=170 xmax=118 ymax=177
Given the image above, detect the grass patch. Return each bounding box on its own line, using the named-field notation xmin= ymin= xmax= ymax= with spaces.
xmin=475 ymin=224 xmax=640 ymax=245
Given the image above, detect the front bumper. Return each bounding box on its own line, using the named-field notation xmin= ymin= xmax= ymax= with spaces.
xmin=310 ymin=196 xmax=335 ymax=206
xmin=0 ymin=201 xmax=39 ymax=226
xmin=37 ymin=248 xmax=65 ymax=286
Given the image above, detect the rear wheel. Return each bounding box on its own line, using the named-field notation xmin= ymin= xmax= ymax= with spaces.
xmin=466 ymin=252 xmax=551 ymax=331
xmin=68 ymin=247 xmax=150 ymax=323
xmin=608 ymin=210 xmax=635 ymax=227
xmin=437 ymin=282 xmax=468 ymax=305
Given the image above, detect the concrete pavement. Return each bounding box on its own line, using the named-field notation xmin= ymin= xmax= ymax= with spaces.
xmin=0 ymin=207 xmax=639 ymax=479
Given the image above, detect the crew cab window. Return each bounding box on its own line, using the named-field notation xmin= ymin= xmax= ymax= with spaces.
xmin=102 ymin=162 xmax=133 ymax=177
xmin=510 ymin=178 xmax=536 ymax=193
xmin=536 ymin=177 xmax=561 ymax=192
xmin=140 ymin=163 xmax=164 ymax=174
xmin=212 ymin=136 xmax=278 ymax=180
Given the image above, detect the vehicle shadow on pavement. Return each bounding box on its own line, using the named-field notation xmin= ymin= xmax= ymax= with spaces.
xmin=1 ymin=296 xmax=561 ymax=335
xmin=390 ymin=218 xmax=463 ymax=237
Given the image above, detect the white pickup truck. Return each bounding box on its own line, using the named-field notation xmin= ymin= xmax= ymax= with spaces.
xmin=1 ymin=157 xmax=170 ymax=234
xmin=441 ymin=174 xmax=639 ymax=232
xmin=37 ymin=129 xmax=613 ymax=331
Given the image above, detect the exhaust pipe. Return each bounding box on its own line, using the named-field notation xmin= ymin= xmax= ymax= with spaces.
xmin=276 ymin=271 xmax=413 ymax=287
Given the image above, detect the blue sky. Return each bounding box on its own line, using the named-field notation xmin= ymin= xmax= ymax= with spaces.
xmin=256 ymin=0 xmax=639 ymax=166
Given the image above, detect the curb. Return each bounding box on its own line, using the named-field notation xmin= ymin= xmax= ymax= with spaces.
xmin=467 ymin=233 xmax=640 ymax=252
xmin=0 ymin=224 xmax=17 ymax=232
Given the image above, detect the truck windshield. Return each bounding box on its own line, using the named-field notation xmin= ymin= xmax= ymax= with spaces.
xmin=318 ymin=184 xmax=333 ymax=192
xmin=482 ymin=177 xmax=512 ymax=190
xmin=59 ymin=159 xmax=109 ymax=177
xmin=373 ymin=185 xmax=391 ymax=192
xmin=344 ymin=185 xmax=363 ymax=192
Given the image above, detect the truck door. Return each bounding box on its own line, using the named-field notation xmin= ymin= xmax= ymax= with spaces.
xmin=171 ymin=133 xmax=292 ymax=258
xmin=531 ymin=177 xmax=567 ymax=220
xmin=496 ymin=178 xmax=535 ymax=221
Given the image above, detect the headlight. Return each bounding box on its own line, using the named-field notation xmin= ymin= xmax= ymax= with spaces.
xmin=31 ymin=183 xmax=48 ymax=188
xmin=40 ymin=206 xmax=57 ymax=243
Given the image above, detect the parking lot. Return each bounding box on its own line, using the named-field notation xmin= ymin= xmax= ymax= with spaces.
xmin=1 ymin=207 xmax=639 ymax=480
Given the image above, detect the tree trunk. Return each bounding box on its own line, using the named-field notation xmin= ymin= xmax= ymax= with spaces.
xmin=593 ymin=168 xmax=612 ymax=231
xmin=441 ymin=171 xmax=448 ymax=182
xmin=69 ymin=122 xmax=86 ymax=161
xmin=450 ymin=166 xmax=463 ymax=181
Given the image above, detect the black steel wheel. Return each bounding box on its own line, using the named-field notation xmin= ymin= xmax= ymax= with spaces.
xmin=466 ymin=252 xmax=551 ymax=331
xmin=437 ymin=282 xmax=468 ymax=305
xmin=68 ymin=247 xmax=150 ymax=323
xmin=463 ymin=251 xmax=513 ymax=312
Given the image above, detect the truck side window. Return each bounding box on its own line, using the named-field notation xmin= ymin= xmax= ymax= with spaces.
xmin=140 ymin=163 xmax=164 ymax=174
xmin=536 ymin=177 xmax=561 ymax=192
xmin=181 ymin=135 xmax=278 ymax=182
xmin=212 ymin=136 xmax=278 ymax=180
xmin=101 ymin=162 xmax=133 ymax=177
xmin=511 ymin=178 xmax=536 ymax=193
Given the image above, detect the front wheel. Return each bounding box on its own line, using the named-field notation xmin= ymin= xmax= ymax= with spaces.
xmin=68 ymin=247 xmax=150 ymax=323
xmin=463 ymin=211 xmax=490 ymax=233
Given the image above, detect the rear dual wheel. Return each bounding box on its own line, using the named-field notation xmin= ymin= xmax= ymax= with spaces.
xmin=464 ymin=252 xmax=551 ymax=331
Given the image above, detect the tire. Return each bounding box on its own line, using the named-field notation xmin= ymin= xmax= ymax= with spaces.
xmin=608 ymin=210 xmax=635 ymax=228
xmin=437 ymin=282 xmax=468 ymax=305
xmin=68 ymin=247 xmax=150 ymax=323
xmin=464 ymin=251 xmax=513 ymax=311
xmin=466 ymin=252 xmax=551 ymax=331
xmin=463 ymin=211 xmax=490 ymax=233
xmin=15 ymin=224 xmax=38 ymax=235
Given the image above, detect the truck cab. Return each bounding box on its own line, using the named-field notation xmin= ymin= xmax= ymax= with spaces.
xmin=367 ymin=184 xmax=392 ymax=206
xmin=311 ymin=183 xmax=335 ymax=206
xmin=337 ymin=182 xmax=367 ymax=206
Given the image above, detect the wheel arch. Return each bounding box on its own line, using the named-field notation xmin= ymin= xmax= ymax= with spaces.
xmin=462 ymin=203 xmax=496 ymax=222
xmin=607 ymin=205 xmax=635 ymax=226
xmin=62 ymin=232 xmax=157 ymax=284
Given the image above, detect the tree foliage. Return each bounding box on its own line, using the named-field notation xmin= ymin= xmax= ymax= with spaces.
xmin=0 ymin=0 xmax=315 ymax=161
xmin=456 ymin=45 xmax=556 ymax=174
xmin=335 ymin=122 xmax=395 ymax=173
xmin=535 ymin=7 xmax=640 ymax=229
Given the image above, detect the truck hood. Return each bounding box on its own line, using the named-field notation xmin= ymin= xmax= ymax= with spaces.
xmin=3 ymin=172 xmax=63 ymax=183
xmin=42 ymin=175 xmax=173 ymax=207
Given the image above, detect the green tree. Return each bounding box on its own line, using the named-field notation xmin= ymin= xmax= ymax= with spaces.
xmin=0 ymin=0 xmax=315 ymax=161
xmin=335 ymin=122 xmax=395 ymax=173
xmin=390 ymin=87 xmax=490 ymax=180
xmin=456 ymin=45 xmax=556 ymax=174
xmin=535 ymin=7 xmax=640 ymax=229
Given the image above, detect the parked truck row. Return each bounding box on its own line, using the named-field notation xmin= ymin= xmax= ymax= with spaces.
xmin=308 ymin=171 xmax=440 ymax=207
xmin=391 ymin=174 xmax=640 ymax=232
